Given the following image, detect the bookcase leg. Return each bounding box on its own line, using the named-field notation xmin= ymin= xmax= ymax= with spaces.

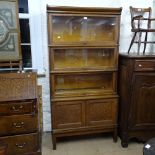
xmin=113 ymin=129 xmax=118 ymax=142
xmin=52 ymin=134 xmax=57 ymax=150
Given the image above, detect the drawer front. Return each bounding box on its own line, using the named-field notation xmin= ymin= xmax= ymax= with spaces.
xmin=86 ymin=98 xmax=118 ymax=126
xmin=0 ymin=133 xmax=39 ymax=155
xmin=0 ymin=100 xmax=36 ymax=116
xmin=0 ymin=115 xmax=38 ymax=136
xmin=134 ymin=60 xmax=155 ymax=71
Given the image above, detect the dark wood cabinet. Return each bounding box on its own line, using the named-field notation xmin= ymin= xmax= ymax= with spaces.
xmin=118 ymin=54 xmax=155 ymax=147
xmin=0 ymin=71 xmax=42 ymax=155
xmin=47 ymin=6 xmax=122 ymax=149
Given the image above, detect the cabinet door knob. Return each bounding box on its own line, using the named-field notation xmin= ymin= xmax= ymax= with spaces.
xmin=11 ymin=105 xmax=23 ymax=112
xmin=12 ymin=122 xmax=24 ymax=128
xmin=15 ymin=142 xmax=26 ymax=148
xmin=138 ymin=64 xmax=142 ymax=67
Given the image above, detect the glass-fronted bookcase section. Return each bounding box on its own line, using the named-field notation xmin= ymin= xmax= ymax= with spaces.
xmin=50 ymin=72 xmax=117 ymax=98
xmin=48 ymin=15 xmax=119 ymax=46
xmin=49 ymin=48 xmax=118 ymax=71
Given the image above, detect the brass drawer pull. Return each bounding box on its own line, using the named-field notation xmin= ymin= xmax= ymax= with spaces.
xmin=11 ymin=105 xmax=23 ymax=112
xmin=12 ymin=122 xmax=24 ymax=128
xmin=15 ymin=142 xmax=26 ymax=148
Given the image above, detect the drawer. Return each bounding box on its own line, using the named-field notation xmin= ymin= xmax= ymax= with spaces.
xmin=0 ymin=133 xmax=39 ymax=155
xmin=0 ymin=100 xmax=37 ymax=116
xmin=0 ymin=115 xmax=38 ymax=136
xmin=134 ymin=60 xmax=155 ymax=71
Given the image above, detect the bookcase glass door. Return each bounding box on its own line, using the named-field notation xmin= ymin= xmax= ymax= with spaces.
xmin=50 ymin=15 xmax=117 ymax=45
xmin=50 ymin=48 xmax=117 ymax=71
xmin=52 ymin=73 xmax=116 ymax=97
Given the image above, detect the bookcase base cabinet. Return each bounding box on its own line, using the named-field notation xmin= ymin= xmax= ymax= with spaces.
xmin=52 ymin=97 xmax=118 ymax=149
xmin=118 ymin=54 xmax=155 ymax=147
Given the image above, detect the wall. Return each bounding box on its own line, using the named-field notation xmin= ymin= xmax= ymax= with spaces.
xmin=38 ymin=0 xmax=154 ymax=131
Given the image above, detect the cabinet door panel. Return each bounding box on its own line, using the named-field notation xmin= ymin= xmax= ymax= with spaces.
xmin=52 ymin=73 xmax=116 ymax=98
xmin=50 ymin=48 xmax=117 ymax=71
xmin=49 ymin=15 xmax=118 ymax=45
xmin=129 ymin=74 xmax=155 ymax=130
xmin=52 ymin=101 xmax=84 ymax=129
xmin=86 ymin=99 xmax=117 ymax=126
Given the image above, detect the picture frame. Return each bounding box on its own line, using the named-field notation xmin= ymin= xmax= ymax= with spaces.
xmin=0 ymin=0 xmax=21 ymax=61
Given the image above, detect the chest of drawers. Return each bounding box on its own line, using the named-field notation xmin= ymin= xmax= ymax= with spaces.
xmin=0 ymin=71 xmax=41 ymax=155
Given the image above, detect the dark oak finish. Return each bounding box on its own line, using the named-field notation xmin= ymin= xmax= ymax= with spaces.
xmin=118 ymin=53 xmax=155 ymax=147
xmin=0 ymin=143 xmax=7 ymax=155
xmin=47 ymin=6 xmax=122 ymax=149
xmin=0 ymin=71 xmax=42 ymax=155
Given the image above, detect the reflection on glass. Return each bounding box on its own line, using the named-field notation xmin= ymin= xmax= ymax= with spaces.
xmin=54 ymin=73 xmax=113 ymax=96
xmin=52 ymin=16 xmax=116 ymax=44
xmin=53 ymin=48 xmax=115 ymax=70
xmin=21 ymin=45 xmax=32 ymax=67
xmin=18 ymin=0 xmax=29 ymax=13
xmin=19 ymin=19 xmax=30 ymax=43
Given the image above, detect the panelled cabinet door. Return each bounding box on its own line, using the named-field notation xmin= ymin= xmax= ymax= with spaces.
xmin=85 ymin=99 xmax=117 ymax=126
xmin=49 ymin=15 xmax=119 ymax=46
xmin=52 ymin=101 xmax=85 ymax=129
xmin=129 ymin=73 xmax=155 ymax=130
xmin=0 ymin=0 xmax=21 ymax=60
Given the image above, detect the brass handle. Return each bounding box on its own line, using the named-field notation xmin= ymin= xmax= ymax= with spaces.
xmin=11 ymin=105 xmax=23 ymax=112
xmin=12 ymin=122 xmax=24 ymax=128
xmin=15 ymin=142 xmax=26 ymax=148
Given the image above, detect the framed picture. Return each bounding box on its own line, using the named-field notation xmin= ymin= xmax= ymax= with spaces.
xmin=0 ymin=0 xmax=21 ymax=60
